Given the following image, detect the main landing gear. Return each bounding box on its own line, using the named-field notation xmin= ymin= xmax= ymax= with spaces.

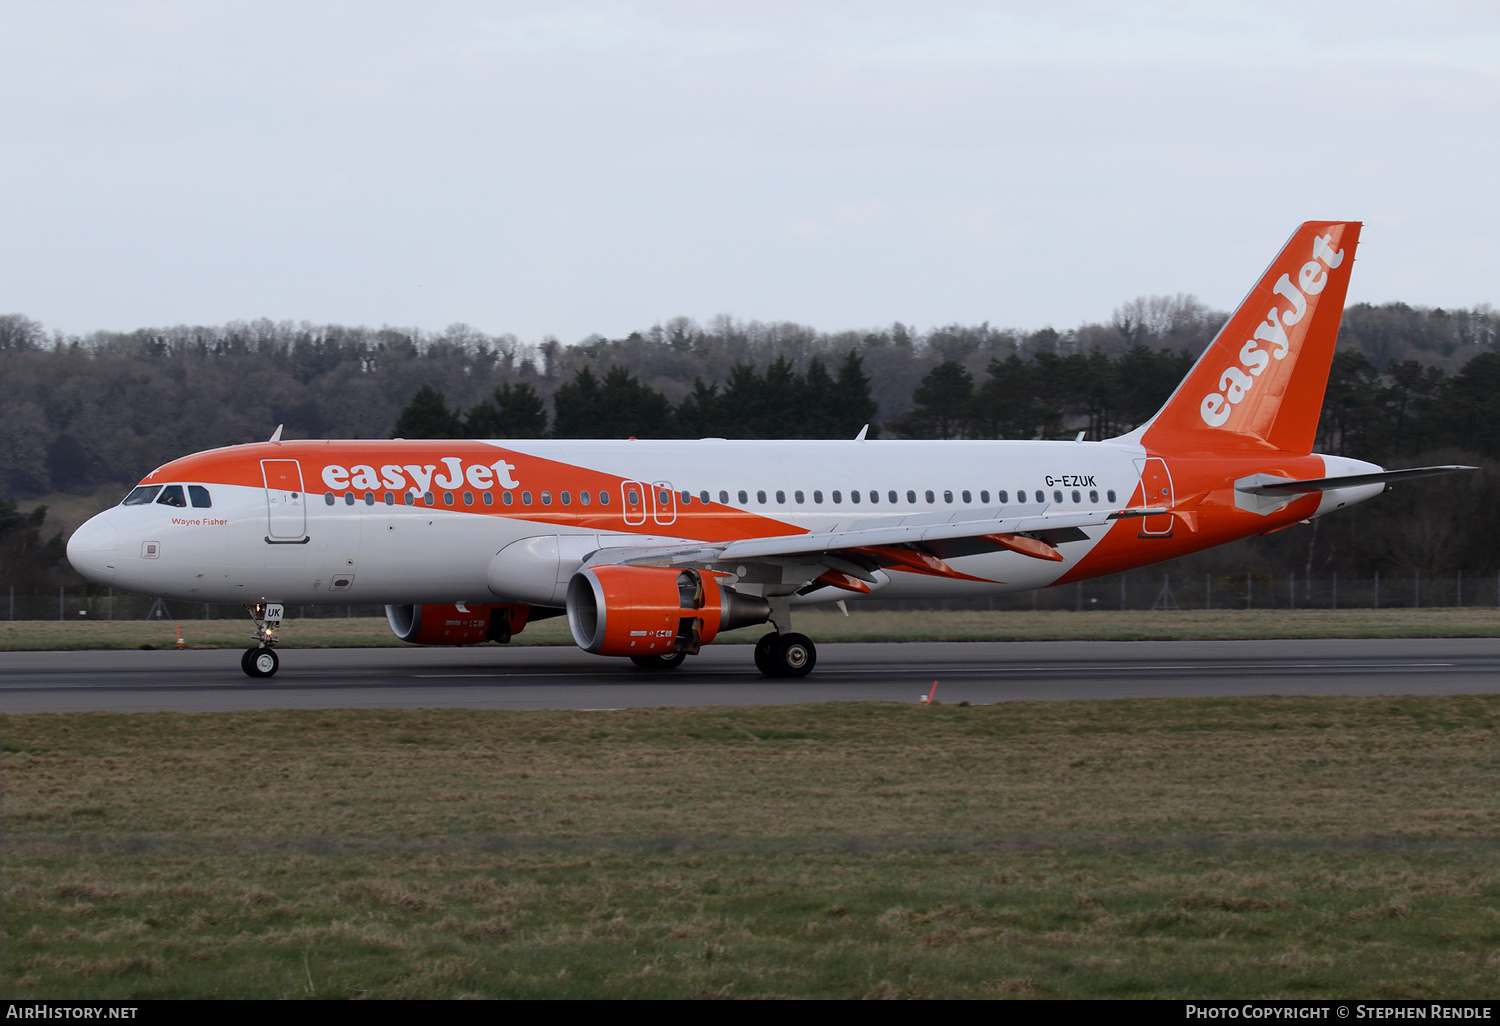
xmin=242 ymin=602 xmax=283 ymax=678
xmin=754 ymin=631 xmax=816 ymax=678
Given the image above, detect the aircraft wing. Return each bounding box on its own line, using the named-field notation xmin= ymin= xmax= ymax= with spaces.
xmin=584 ymin=505 xmax=1167 ymax=571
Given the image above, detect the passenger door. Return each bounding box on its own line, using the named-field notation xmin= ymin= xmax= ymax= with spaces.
xmin=261 ymin=459 xmax=308 ymax=541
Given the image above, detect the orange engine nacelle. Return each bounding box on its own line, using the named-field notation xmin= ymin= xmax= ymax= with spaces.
xmin=566 ymin=566 xmax=770 ymax=657
xmin=385 ymin=603 xmax=531 ymax=646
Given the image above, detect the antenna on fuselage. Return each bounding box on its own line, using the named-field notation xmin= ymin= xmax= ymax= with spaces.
xmin=268 ymin=424 xmax=283 ymax=443
xmin=854 ymin=425 xmax=868 ymax=441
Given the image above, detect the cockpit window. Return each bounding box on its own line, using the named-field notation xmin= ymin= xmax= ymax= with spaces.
xmin=122 ymin=485 xmax=161 ymax=505
xmin=188 ymin=485 xmax=212 ymax=508
xmin=156 ymin=485 xmax=187 ymax=507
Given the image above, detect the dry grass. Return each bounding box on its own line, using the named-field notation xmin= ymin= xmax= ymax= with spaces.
xmin=5 ymin=697 xmax=1500 ymax=997
xmin=2 ymin=607 xmax=1498 ymax=651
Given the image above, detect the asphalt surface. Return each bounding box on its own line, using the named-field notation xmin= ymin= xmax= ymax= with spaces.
xmin=0 ymin=638 xmax=1496 ymax=713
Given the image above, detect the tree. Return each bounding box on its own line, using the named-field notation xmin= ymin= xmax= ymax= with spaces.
xmin=391 ymin=384 xmax=464 ymax=439
xmin=552 ymin=367 xmax=673 ymax=438
xmin=831 ymin=351 xmax=878 ymax=438
xmin=0 ymin=499 xmax=64 ymax=593
xmin=466 ymin=383 xmax=547 ymax=438
xmin=891 ymin=362 xmax=974 ymax=439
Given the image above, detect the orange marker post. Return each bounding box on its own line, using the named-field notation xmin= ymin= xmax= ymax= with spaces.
xmin=921 ymin=680 xmax=937 ymax=705
xmin=176 ymin=624 xmax=183 ymax=649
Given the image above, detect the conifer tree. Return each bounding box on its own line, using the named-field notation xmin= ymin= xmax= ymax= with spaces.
xmin=391 ymin=384 xmax=464 ymax=439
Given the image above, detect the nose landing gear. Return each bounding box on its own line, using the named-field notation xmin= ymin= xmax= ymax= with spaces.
xmin=242 ymin=602 xmax=283 ymax=678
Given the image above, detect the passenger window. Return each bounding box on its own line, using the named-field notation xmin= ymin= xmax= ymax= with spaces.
xmin=961 ymin=490 xmax=972 ymax=503
xmin=522 ymin=491 xmax=533 ymax=505
xmin=943 ymin=490 xmax=953 ymax=503
xmin=659 ymin=490 xmax=670 ymax=506
xmin=404 ymin=492 xmax=416 ymax=506
xmin=540 ymin=491 xmax=552 ymax=505
xmin=1089 ymin=490 xmax=1098 ymax=503
xmin=598 ymin=491 xmax=610 ymax=505
xmin=122 ymin=485 xmax=161 ymax=506
xmin=464 ymin=491 xmax=475 ymax=506
xmin=813 ymin=490 xmax=824 ymax=503
xmin=1053 ymin=490 xmax=1063 ymax=503
xmin=718 ymin=490 xmax=728 ymax=504
xmin=699 ymin=490 xmax=710 ymax=503
xmin=345 ymin=492 xmax=356 ymax=506
xmin=1072 ymin=490 xmax=1081 ymax=503
xmin=849 ymin=490 xmax=860 ymax=504
xmin=776 ymin=490 xmax=785 ymax=503
xmin=484 ymin=492 xmax=494 ymax=506
xmin=384 ymin=492 xmax=395 ymax=505
xmin=738 ymin=490 xmax=748 ymax=504
xmin=907 ymin=490 xmax=917 ymax=503
xmin=980 ymin=490 xmax=990 ymax=503
xmin=869 ymin=491 xmax=879 ymax=503
xmin=998 ymin=490 xmax=1009 ymax=504
xmin=424 ymin=492 xmax=435 ymax=506
xmin=888 ymin=490 xmax=898 ymax=503
xmin=925 ymin=490 xmax=935 ymax=504
xmin=832 ymin=490 xmax=842 ymax=504
xmin=156 ymin=485 xmax=187 ymax=507
xmin=627 ymin=488 xmax=640 ymax=505
xmin=1034 ymin=490 xmax=1045 ymax=503
xmin=561 ymin=491 xmax=571 ymax=505
xmin=680 ymin=491 xmax=691 ymax=505
xmin=756 ymin=490 xmax=766 ymax=504
xmin=1107 ymin=489 xmax=1117 ymax=503
xmin=578 ymin=491 xmax=589 ymax=506
xmin=324 ymin=492 xmax=335 ymax=506
xmin=189 ymin=485 xmax=212 ymax=508
xmin=365 ymin=491 xmax=376 ymax=505
xmin=502 ymin=491 xmax=514 ymax=505
xmin=444 ymin=492 xmax=455 ymax=506
xmin=795 ymin=491 xmax=805 ymax=503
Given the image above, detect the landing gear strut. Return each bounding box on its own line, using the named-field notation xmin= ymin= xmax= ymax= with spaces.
xmin=754 ymin=631 xmax=816 ymax=678
xmin=242 ymin=602 xmax=283 ymax=678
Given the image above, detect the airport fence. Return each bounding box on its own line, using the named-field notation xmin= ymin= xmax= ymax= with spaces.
xmin=1 ymin=588 xmax=386 ymax=621
xmin=5 ymin=572 xmax=1500 ymax=620
xmin=850 ymin=570 xmax=1500 ymax=613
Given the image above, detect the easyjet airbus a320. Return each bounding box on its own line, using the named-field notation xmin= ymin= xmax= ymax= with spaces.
xmin=67 ymin=222 xmax=1469 ymax=678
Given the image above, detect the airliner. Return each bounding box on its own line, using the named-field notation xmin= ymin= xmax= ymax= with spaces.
xmin=66 ymin=221 xmax=1469 ymax=678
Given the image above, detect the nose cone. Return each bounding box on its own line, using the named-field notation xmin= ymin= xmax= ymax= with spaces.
xmin=67 ymin=515 xmax=118 ymax=584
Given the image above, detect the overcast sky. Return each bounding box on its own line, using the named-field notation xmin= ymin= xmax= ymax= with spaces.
xmin=2 ymin=1 xmax=1496 ymax=343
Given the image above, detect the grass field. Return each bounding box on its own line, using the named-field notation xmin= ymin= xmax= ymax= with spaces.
xmin=2 ymin=607 xmax=1500 ymax=651
xmin=5 ymin=697 xmax=1500 ymax=998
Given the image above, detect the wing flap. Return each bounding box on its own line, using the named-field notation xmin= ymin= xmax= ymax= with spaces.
xmin=584 ymin=506 xmax=1166 ymax=568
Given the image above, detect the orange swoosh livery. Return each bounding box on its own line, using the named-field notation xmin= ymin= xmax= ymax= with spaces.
xmin=67 ymin=222 xmax=1473 ymax=679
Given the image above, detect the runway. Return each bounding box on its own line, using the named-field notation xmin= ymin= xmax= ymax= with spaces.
xmin=0 ymin=638 xmax=1496 ymax=713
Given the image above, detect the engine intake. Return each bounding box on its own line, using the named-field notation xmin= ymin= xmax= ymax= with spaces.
xmin=385 ymin=603 xmax=531 ymax=645
xmin=566 ymin=566 xmax=770 ymax=657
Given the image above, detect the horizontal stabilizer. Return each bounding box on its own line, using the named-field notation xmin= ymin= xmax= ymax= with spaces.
xmin=1240 ymin=465 xmax=1477 ymax=497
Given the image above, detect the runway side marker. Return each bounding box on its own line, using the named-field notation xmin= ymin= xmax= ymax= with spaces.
xmin=921 ymin=680 xmax=938 ymax=705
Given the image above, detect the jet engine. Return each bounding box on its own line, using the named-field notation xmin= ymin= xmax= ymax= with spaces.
xmin=566 ymin=566 xmax=770 ymax=657
xmin=385 ymin=603 xmax=532 ymax=645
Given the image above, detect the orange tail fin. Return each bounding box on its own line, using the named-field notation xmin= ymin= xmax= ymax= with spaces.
xmin=1129 ymin=221 xmax=1362 ymax=455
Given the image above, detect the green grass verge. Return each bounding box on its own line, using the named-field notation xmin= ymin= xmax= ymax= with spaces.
xmin=3 ymin=607 xmax=1500 ymax=651
xmin=5 ymin=697 xmax=1500 ymax=998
